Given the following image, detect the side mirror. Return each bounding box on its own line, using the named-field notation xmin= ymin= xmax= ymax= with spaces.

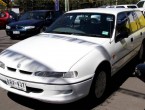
xmin=115 ymin=31 xmax=129 ymax=42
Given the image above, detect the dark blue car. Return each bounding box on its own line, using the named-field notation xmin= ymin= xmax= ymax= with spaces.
xmin=6 ymin=10 xmax=62 ymax=39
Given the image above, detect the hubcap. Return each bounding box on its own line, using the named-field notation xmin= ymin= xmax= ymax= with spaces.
xmin=95 ymin=71 xmax=107 ymax=98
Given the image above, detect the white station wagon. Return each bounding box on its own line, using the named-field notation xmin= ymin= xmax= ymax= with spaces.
xmin=0 ymin=8 xmax=145 ymax=104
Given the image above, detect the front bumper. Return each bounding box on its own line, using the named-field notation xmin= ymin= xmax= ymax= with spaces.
xmin=0 ymin=73 xmax=92 ymax=104
xmin=6 ymin=28 xmax=40 ymax=38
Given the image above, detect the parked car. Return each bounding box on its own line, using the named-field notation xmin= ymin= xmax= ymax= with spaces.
xmin=6 ymin=10 xmax=62 ymax=39
xmin=133 ymin=63 xmax=145 ymax=83
xmin=109 ymin=4 xmax=138 ymax=8
xmin=0 ymin=10 xmax=18 ymax=29
xmin=0 ymin=8 xmax=145 ymax=104
xmin=101 ymin=4 xmax=138 ymax=8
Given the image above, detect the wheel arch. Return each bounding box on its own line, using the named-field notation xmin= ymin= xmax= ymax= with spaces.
xmin=88 ymin=60 xmax=111 ymax=101
xmin=94 ymin=60 xmax=111 ymax=79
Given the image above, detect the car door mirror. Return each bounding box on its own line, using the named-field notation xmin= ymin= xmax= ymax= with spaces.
xmin=115 ymin=31 xmax=129 ymax=42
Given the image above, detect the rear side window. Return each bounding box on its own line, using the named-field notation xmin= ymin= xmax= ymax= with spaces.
xmin=116 ymin=12 xmax=131 ymax=35
xmin=137 ymin=1 xmax=144 ymax=8
xmin=135 ymin=11 xmax=145 ymax=27
xmin=127 ymin=6 xmax=137 ymax=8
xmin=116 ymin=6 xmax=125 ymax=8
xmin=0 ymin=12 xmax=6 ymax=18
xmin=127 ymin=11 xmax=140 ymax=32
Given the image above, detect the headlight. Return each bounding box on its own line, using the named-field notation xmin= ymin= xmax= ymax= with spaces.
xmin=34 ymin=71 xmax=78 ymax=78
xmin=24 ymin=26 xmax=35 ymax=30
xmin=0 ymin=61 xmax=5 ymax=69
xmin=6 ymin=25 xmax=11 ymax=29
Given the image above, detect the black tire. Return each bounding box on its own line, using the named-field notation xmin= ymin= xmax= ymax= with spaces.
xmin=89 ymin=67 xmax=109 ymax=103
xmin=138 ymin=42 xmax=145 ymax=62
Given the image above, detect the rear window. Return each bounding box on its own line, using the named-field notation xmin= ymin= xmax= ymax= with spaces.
xmin=116 ymin=6 xmax=125 ymax=8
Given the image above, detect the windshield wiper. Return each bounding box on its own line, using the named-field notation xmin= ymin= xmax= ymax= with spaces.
xmin=52 ymin=31 xmax=73 ymax=35
xmin=72 ymin=33 xmax=104 ymax=38
xmin=51 ymin=31 xmax=106 ymax=38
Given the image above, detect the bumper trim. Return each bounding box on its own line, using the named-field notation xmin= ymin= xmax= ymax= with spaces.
xmin=0 ymin=73 xmax=93 ymax=85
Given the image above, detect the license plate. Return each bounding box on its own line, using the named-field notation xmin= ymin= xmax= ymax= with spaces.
xmin=13 ymin=31 xmax=20 ymax=34
xmin=6 ymin=78 xmax=26 ymax=91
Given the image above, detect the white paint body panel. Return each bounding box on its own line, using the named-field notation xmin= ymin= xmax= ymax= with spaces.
xmin=0 ymin=8 xmax=144 ymax=103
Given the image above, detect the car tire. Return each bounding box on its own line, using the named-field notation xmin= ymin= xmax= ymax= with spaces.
xmin=89 ymin=66 xmax=109 ymax=103
xmin=138 ymin=42 xmax=145 ymax=62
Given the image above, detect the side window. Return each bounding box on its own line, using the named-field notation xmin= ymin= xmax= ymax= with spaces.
xmin=127 ymin=11 xmax=140 ymax=32
xmin=135 ymin=11 xmax=145 ymax=27
xmin=116 ymin=6 xmax=125 ymax=8
xmin=137 ymin=1 xmax=144 ymax=8
xmin=116 ymin=12 xmax=130 ymax=37
xmin=0 ymin=12 xmax=6 ymax=18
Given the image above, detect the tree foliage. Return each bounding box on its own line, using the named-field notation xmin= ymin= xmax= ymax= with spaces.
xmin=12 ymin=0 xmax=140 ymax=11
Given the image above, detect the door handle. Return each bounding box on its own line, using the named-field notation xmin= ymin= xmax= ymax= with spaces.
xmin=131 ymin=38 xmax=133 ymax=42
xmin=140 ymin=32 xmax=143 ymax=36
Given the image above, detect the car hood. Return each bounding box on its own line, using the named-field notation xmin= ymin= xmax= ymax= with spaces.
xmin=0 ymin=33 xmax=107 ymax=72
xmin=8 ymin=19 xmax=43 ymax=26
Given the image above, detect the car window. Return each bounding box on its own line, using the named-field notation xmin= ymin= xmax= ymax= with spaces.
xmin=137 ymin=1 xmax=144 ymax=8
xmin=8 ymin=11 xmax=18 ymax=19
xmin=116 ymin=12 xmax=131 ymax=37
xmin=0 ymin=12 xmax=6 ymax=18
xmin=116 ymin=6 xmax=125 ymax=8
xmin=135 ymin=11 xmax=145 ymax=27
xmin=19 ymin=11 xmax=47 ymax=20
xmin=127 ymin=6 xmax=137 ymax=8
xmin=127 ymin=11 xmax=140 ymax=32
xmin=46 ymin=13 xmax=115 ymax=38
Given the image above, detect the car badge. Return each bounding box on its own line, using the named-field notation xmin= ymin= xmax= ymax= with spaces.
xmin=17 ymin=63 xmax=21 ymax=68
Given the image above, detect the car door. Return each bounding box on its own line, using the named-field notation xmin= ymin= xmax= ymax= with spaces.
xmin=112 ymin=12 xmax=134 ymax=73
xmin=130 ymin=11 xmax=145 ymax=55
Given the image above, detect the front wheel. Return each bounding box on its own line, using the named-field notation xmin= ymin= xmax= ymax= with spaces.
xmin=89 ymin=68 xmax=109 ymax=103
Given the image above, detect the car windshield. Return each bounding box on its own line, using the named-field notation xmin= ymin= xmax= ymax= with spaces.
xmin=45 ymin=13 xmax=115 ymax=38
xmin=19 ymin=11 xmax=47 ymax=21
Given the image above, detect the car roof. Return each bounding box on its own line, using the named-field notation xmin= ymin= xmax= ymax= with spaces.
xmin=112 ymin=4 xmax=137 ymax=8
xmin=115 ymin=4 xmax=137 ymax=6
xmin=28 ymin=10 xmax=53 ymax=13
xmin=66 ymin=8 xmax=139 ymax=15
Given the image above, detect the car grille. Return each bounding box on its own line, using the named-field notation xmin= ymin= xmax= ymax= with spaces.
xmin=11 ymin=26 xmax=24 ymax=30
xmin=7 ymin=66 xmax=32 ymax=75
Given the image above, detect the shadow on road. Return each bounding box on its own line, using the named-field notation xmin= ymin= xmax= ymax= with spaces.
xmin=7 ymin=57 xmax=140 ymax=110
